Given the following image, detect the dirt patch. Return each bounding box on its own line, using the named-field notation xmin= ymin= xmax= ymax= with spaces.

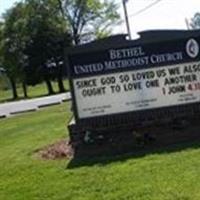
xmin=36 ymin=140 xmax=74 ymax=160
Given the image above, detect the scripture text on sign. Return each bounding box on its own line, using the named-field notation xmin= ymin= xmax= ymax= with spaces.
xmin=74 ymin=61 xmax=200 ymax=118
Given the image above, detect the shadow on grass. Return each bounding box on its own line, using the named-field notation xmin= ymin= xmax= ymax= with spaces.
xmin=0 ymin=90 xmax=70 ymax=104
xmin=0 ymin=94 xmax=49 ymax=104
xmin=67 ymin=140 xmax=200 ymax=169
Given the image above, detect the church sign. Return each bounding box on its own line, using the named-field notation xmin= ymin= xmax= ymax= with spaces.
xmin=68 ymin=32 xmax=200 ymax=124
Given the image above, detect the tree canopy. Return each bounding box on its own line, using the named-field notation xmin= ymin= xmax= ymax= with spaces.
xmin=58 ymin=0 xmax=120 ymax=44
xmin=0 ymin=2 xmax=28 ymax=98
xmin=0 ymin=0 xmax=121 ymax=99
xmin=24 ymin=0 xmax=71 ymax=94
xmin=0 ymin=0 xmax=72 ymax=97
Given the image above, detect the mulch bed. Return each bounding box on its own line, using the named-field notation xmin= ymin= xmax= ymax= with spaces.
xmin=36 ymin=140 xmax=74 ymax=160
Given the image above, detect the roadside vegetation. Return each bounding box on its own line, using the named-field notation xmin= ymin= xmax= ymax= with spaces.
xmin=0 ymin=0 xmax=120 ymax=100
xmin=1 ymin=103 xmax=200 ymax=200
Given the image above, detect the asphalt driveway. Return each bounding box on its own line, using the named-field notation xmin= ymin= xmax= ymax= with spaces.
xmin=0 ymin=93 xmax=71 ymax=118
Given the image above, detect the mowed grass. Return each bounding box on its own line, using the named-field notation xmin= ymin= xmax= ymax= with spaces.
xmin=0 ymin=79 xmax=69 ymax=103
xmin=1 ymin=103 xmax=200 ymax=200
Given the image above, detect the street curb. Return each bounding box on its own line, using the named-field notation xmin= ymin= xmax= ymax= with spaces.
xmin=10 ymin=109 xmax=37 ymax=115
xmin=38 ymin=102 xmax=61 ymax=108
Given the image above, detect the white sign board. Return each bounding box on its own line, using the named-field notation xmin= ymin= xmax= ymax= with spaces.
xmin=74 ymin=61 xmax=200 ymax=118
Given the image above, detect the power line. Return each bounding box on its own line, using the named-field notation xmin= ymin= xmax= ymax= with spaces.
xmin=129 ymin=0 xmax=163 ymax=18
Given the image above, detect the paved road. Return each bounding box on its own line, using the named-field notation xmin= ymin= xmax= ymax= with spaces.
xmin=0 ymin=92 xmax=71 ymax=118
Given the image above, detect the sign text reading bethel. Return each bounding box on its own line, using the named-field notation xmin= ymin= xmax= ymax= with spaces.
xmin=74 ymin=47 xmax=182 ymax=76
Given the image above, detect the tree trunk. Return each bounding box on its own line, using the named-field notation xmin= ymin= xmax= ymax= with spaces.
xmin=57 ymin=63 xmax=65 ymax=93
xmin=44 ymin=78 xmax=54 ymax=95
xmin=57 ymin=77 xmax=65 ymax=93
xmin=22 ymin=82 xmax=28 ymax=98
xmin=10 ymin=78 xmax=18 ymax=99
xmin=74 ymin=35 xmax=80 ymax=45
xmin=73 ymin=30 xmax=80 ymax=45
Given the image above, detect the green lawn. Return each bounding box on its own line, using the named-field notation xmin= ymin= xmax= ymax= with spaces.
xmin=1 ymin=103 xmax=200 ymax=200
xmin=0 ymin=79 xmax=69 ymax=103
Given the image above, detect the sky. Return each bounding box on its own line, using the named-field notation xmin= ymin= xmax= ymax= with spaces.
xmin=0 ymin=0 xmax=200 ymax=39
xmin=0 ymin=0 xmax=20 ymax=17
xmin=117 ymin=0 xmax=200 ymax=38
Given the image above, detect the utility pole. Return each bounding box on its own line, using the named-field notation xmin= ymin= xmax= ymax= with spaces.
xmin=122 ymin=0 xmax=131 ymax=39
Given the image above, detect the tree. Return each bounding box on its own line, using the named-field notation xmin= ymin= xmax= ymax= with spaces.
xmin=24 ymin=0 xmax=71 ymax=94
xmin=0 ymin=22 xmax=4 ymax=65
xmin=25 ymin=24 xmax=71 ymax=94
xmin=58 ymin=0 xmax=120 ymax=44
xmin=0 ymin=3 xmax=28 ymax=99
xmin=190 ymin=13 xmax=200 ymax=29
xmin=0 ymin=0 xmax=72 ymax=97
